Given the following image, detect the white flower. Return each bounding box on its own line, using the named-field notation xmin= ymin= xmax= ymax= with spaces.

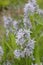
xmin=24 ymin=48 xmax=31 ymax=56
xmin=24 ymin=18 xmax=32 ymax=28
xmin=16 ymin=37 xmax=25 ymax=46
xmin=16 ymin=29 xmax=25 ymax=45
xmin=3 ymin=16 xmax=9 ymax=28
xmin=17 ymin=29 xmax=24 ymax=39
xmin=3 ymin=16 xmax=12 ymax=28
xmin=16 ymin=29 xmax=23 ymax=40
xmin=16 ymin=29 xmax=31 ymax=46
xmin=13 ymin=20 xmax=18 ymax=30
xmin=24 ymin=2 xmax=35 ymax=14
xmin=0 ymin=46 xmax=4 ymax=56
xmin=23 ymin=29 xmax=31 ymax=38
xmin=14 ymin=50 xmax=21 ymax=58
xmin=16 ymin=29 xmax=31 ymax=40
xmin=27 ymin=39 xmax=35 ymax=49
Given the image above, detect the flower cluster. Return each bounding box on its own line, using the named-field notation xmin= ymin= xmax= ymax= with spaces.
xmin=3 ymin=11 xmax=35 ymax=59
xmin=14 ymin=39 xmax=35 ymax=58
xmin=13 ymin=0 xmax=36 ymax=58
xmin=3 ymin=16 xmax=14 ymax=36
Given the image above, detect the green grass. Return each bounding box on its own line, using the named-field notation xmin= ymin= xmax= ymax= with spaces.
xmin=37 ymin=0 xmax=43 ymax=9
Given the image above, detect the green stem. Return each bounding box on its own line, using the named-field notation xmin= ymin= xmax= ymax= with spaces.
xmin=35 ymin=42 xmax=40 ymax=65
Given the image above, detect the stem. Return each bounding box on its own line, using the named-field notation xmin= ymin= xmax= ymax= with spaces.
xmin=35 ymin=42 xmax=40 ymax=65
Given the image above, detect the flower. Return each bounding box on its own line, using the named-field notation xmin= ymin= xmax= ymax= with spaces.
xmin=23 ymin=29 xmax=31 ymax=38
xmin=27 ymin=39 xmax=35 ymax=49
xmin=16 ymin=29 xmax=25 ymax=46
xmin=23 ymin=17 xmax=32 ymax=29
xmin=14 ymin=50 xmax=21 ymax=58
xmin=3 ymin=16 xmax=12 ymax=28
xmin=24 ymin=48 xmax=31 ymax=56
xmin=16 ymin=29 xmax=24 ymax=39
xmin=13 ymin=20 xmax=18 ymax=31
xmin=24 ymin=2 xmax=35 ymax=15
xmin=16 ymin=37 xmax=25 ymax=46
xmin=16 ymin=29 xmax=31 ymax=46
